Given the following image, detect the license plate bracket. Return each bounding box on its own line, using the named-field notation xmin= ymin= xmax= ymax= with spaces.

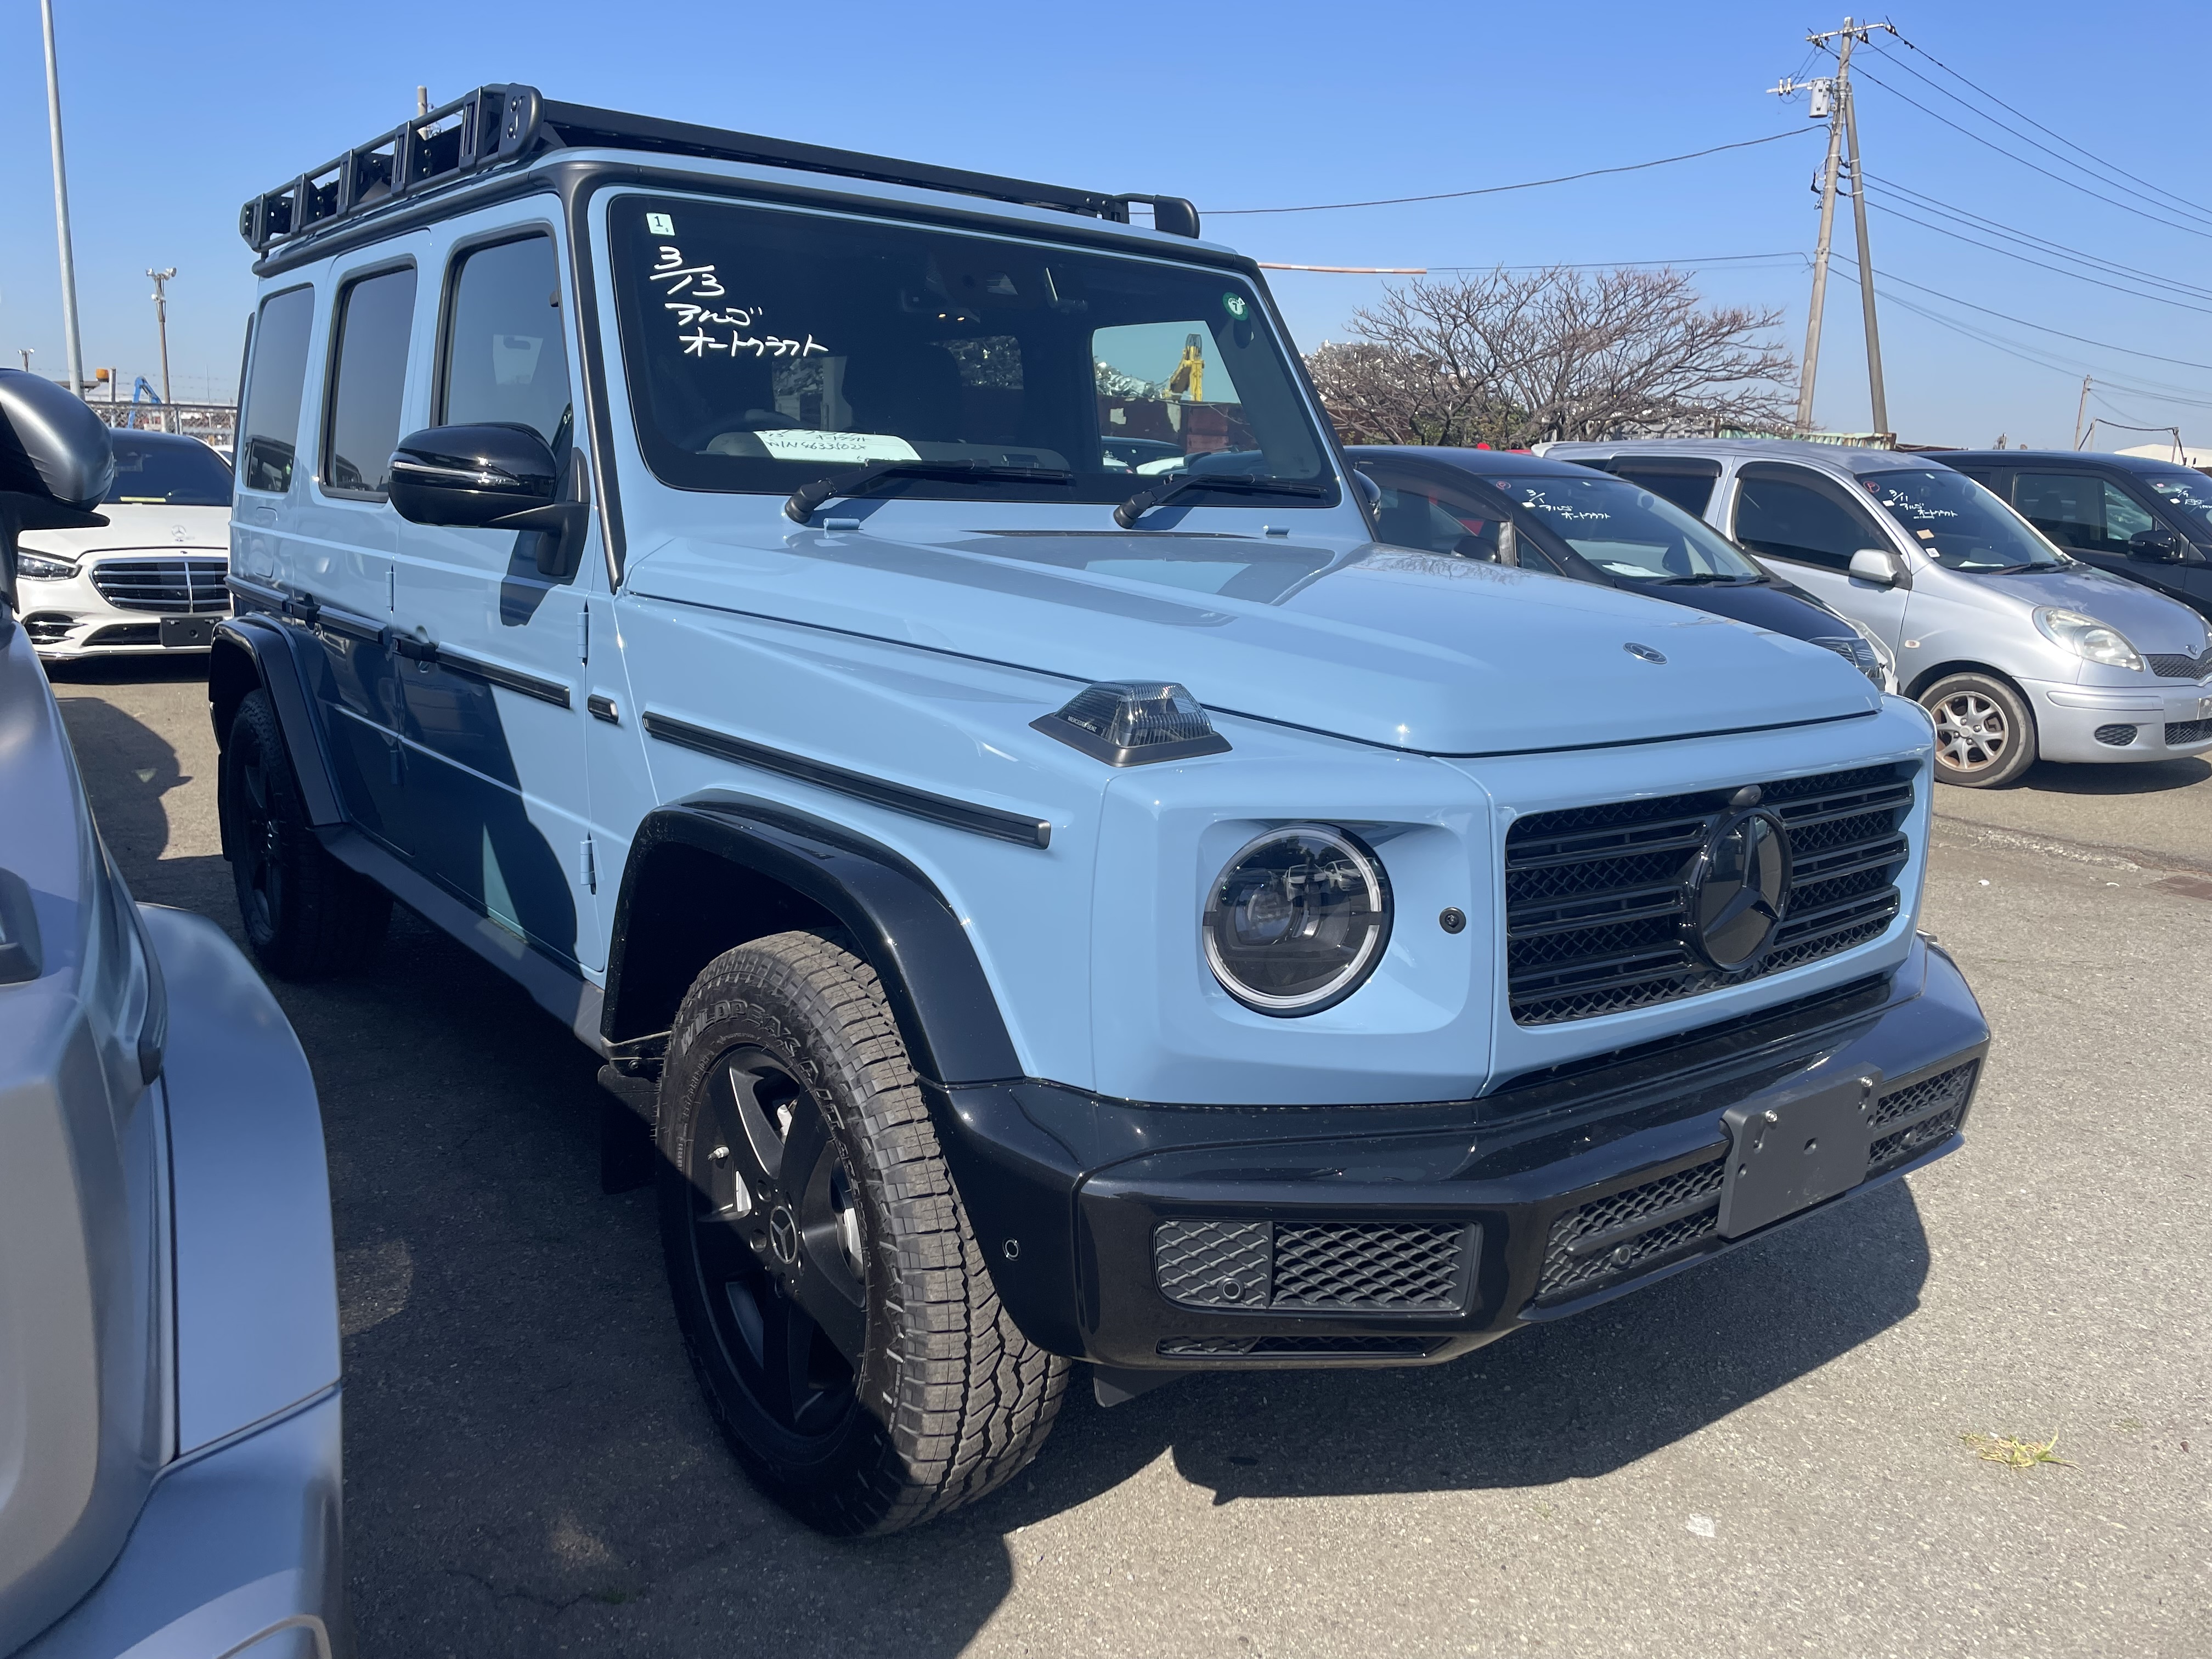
xmin=1717 ymin=1071 xmax=1880 ymax=1238
xmin=160 ymin=616 xmax=216 ymax=648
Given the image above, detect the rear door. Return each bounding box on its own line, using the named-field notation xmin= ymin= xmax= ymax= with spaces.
xmin=1729 ymin=461 xmax=1911 ymax=651
xmin=386 ymin=215 xmax=602 ymax=974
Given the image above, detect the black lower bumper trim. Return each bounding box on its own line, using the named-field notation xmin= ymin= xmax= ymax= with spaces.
xmin=929 ymin=937 xmax=1989 ymax=1372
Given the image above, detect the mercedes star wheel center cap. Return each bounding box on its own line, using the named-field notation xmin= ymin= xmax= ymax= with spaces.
xmin=1684 ymin=808 xmax=1792 ymax=971
xmin=768 ymin=1206 xmax=802 ymax=1266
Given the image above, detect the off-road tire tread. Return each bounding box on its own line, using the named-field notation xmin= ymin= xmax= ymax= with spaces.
xmin=223 ymin=690 xmax=391 ymax=978
xmin=661 ymin=930 xmax=1068 ymax=1535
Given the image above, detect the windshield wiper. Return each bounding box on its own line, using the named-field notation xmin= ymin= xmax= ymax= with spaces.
xmin=1657 ymin=572 xmax=1759 ymax=585
xmin=785 ymin=460 xmax=1073 ymax=524
xmin=1114 ymin=471 xmax=1329 ymax=529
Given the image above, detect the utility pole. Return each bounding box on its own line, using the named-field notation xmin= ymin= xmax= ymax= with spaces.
xmin=2073 ymin=376 xmax=2093 ymax=448
xmin=41 ymin=0 xmax=87 ymax=398
xmin=1773 ymin=18 xmax=1896 ymax=436
xmin=417 ymin=86 xmax=430 ymax=119
xmin=148 ymin=268 xmax=177 ymax=433
xmin=1841 ymin=71 xmax=1887 ymax=439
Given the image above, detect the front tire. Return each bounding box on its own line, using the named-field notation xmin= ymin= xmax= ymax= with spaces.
xmin=220 ymin=690 xmax=392 ymax=977
xmin=1920 ymin=672 xmax=2038 ymax=788
xmin=656 ymin=930 xmax=1068 ymax=1535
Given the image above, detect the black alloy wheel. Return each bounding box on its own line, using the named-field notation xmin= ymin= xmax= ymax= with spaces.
xmin=220 ymin=689 xmax=390 ymax=978
xmin=684 ymin=1045 xmax=868 ymax=1448
xmin=657 ymin=929 xmax=1068 ymax=1534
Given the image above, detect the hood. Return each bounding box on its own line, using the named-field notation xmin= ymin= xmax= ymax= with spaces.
xmin=626 ymin=527 xmax=1879 ymax=755
xmin=1968 ymin=561 xmax=2211 ymax=656
xmin=15 ymin=501 xmax=230 ymax=558
xmin=1624 ymin=577 xmax=1847 ymax=644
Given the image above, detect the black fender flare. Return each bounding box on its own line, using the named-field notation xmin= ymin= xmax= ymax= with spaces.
xmin=207 ymin=614 xmax=346 ymax=829
xmin=603 ymin=794 xmax=1022 ymax=1087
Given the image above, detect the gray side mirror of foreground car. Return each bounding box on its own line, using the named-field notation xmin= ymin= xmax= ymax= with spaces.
xmin=1849 ymin=547 xmax=1905 ymax=588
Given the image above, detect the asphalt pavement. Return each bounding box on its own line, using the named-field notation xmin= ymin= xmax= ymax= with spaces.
xmin=49 ymin=656 xmax=2212 ymax=1659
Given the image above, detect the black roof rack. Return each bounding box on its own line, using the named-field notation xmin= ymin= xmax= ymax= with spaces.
xmin=239 ymin=83 xmax=1199 ymax=256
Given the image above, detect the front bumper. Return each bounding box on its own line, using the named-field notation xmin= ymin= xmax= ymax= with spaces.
xmin=17 ymin=557 xmax=230 ymax=658
xmin=18 ymin=1391 xmax=345 ymax=1659
xmin=935 ymin=935 xmax=1988 ymax=1372
xmin=2025 ymin=676 xmax=2212 ymax=763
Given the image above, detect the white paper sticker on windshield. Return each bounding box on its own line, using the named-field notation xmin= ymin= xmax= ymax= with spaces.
xmin=646 ymin=212 xmax=675 ymax=236
xmin=755 ymin=430 xmax=919 ymax=464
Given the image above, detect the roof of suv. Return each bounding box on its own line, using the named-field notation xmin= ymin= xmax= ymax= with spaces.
xmin=1543 ymin=437 xmax=1935 ymax=475
xmin=1934 ymin=449 xmax=2211 ymax=478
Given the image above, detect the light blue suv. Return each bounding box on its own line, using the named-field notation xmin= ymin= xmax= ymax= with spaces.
xmin=212 ymin=86 xmax=1990 ymax=1534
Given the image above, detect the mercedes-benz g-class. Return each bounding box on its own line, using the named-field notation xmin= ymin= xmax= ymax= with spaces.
xmin=212 ymin=86 xmax=1988 ymax=1535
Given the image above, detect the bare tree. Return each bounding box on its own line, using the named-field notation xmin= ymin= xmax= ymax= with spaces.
xmin=1307 ymin=268 xmax=1796 ymax=448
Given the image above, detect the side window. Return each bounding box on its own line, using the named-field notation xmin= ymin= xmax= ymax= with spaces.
xmin=1366 ymin=471 xmax=1506 ymax=562
xmin=238 ymin=286 xmax=314 ymax=494
xmin=439 ymin=235 xmax=573 ymax=450
xmin=2012 ymin=472 xmax=2153 ymax=554
xmin=322 ymin=265 xmax=419 ymax=499
xmin=1731 ymin=465 xmax=1884 ymax=571
xmin=1604 ymin=460 xmax=1720 ymax=518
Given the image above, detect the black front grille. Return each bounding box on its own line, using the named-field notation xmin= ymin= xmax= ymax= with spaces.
xmin=2166 ymin=719 xmax=2212 ymax=747
xmin=86 ymin=624 xmax=162 ymax=647
xmin=2146 ymin=648 xmax=2212 ymax=680
xmin=1533 ymin=1059 xmax=1980 ymax=1310
xmin=1154 ymin=1219 xmax=1472 ymax=1315
xmin=1505 ymin=763 xmax=1915 ymax=1025
xmin=2093 ymin=724 xmax=2138 ymax=747
xmin=89 ymin=556 xmax=229 ymax=614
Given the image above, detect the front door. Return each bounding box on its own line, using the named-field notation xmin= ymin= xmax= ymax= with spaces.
xmin=2012 ymin=466 xmax=2212 ymax=618
xmin=1729 ymin=462 xmax=1912 ymax=652
xmin=388 ymin=219 xmax=604 ymax=973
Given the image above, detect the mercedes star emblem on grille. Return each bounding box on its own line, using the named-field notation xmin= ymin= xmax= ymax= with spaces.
xmin=1683 ymin=808 xmax=1792 ymax=971
xmin=1624 ymin=642 xmax=1667 ymax=664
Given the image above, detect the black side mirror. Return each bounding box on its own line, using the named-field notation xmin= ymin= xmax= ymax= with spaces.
xmin=0 ymin=369 xmax=114 ymax=617
xmin=2129 ymin=527 xmax=2186 ymax=563
xmin=388 ymin=423 xmax=590 ymax=580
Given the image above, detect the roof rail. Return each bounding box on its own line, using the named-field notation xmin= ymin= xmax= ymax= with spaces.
xmin=239 ymin=84 xmax=1200 ymax=256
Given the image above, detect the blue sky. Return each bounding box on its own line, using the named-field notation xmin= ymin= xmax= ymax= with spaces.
xmin=3 ymin=1 xmax=2205 ymax=449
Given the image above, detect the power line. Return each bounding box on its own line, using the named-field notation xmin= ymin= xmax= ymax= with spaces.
xmin=1875 ymin=35 xmax=2212 ymax=229
xmin=1858 ymin=263 xmax=2212 ymax=371
xmin=1426 ymin=251 xmax=1805 ymax=272
xmin=1862 ymin=196 xmax=2212 ymax=315
xmin=1861 ymin=173 xmax=2212 ymax=303
xmin=1844 ymin=57 xmax=2212 ymax=242
xmin=1207 ymin=129 xmax=1815 ymax=216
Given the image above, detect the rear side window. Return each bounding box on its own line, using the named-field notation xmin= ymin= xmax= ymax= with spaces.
xmin=2013 ymin=471 xmax=2156 ymax=555
xmin=1731 ymin=464 xmax=1884 ymax=571
xmin=1600 ymin=459 xmax=1720 ymax=518
xmin=439 ymin=235 xmax=573 ymax=451
xmin=323 ymin=265 xmax=418 ymax=498
xmin=239 ymin=286 xmax=314 ymax=494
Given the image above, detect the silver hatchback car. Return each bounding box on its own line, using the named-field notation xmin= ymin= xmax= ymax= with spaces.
xmin=1542 ymin=438 xmax=2212 ymax=787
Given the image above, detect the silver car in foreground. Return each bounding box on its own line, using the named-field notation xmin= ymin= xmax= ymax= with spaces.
xmin=0 ymin=371 xmax=345 ymax=1659
xmin=1542 ymin=438 xmax=2212 ymax=787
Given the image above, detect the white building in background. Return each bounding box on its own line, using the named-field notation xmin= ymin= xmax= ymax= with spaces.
xmin=2119 ymin=441 xmax=2212 ymax=469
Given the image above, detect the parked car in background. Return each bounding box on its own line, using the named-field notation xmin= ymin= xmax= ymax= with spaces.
xmin=0 ymin=370 xmax=344 ymax=1658
xmin=10 ymin=429 xmax=234 ymax=661
xmin=1348 ymin=445 xmax=1895 ymax=688
xmin=1934 ymin=449 xmax=2212 ymax=623
xmin=1542 ymin=438 xmax=2212 ymax=787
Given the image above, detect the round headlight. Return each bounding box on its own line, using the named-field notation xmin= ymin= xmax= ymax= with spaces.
xmin=1202 ymin=824 xmax=1392 ymax=1015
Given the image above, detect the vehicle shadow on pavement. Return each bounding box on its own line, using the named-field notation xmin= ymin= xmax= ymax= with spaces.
xmin=2015 ymin=756 xmax=2209 ymax=794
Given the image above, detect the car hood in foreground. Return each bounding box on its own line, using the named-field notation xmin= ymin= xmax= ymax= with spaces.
xmin=1617 ymin=577 xmax=1849 ymax=644
xmin=625 ymin=527 xmax=1879 ymax=755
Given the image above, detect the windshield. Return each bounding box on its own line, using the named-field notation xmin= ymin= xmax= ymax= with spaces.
xmin=2144 ymin=472 xmax=2212 ymax=539
xmin=610 ymin=195 xmax=1335 ymax=509
xmin=1487 ymin=473 xmax=1764 ymax=582
xmin=101 ymin=435 xmax=233 ymax=506
xmin=1857 ymin=469 xmax=2065 ymax=573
